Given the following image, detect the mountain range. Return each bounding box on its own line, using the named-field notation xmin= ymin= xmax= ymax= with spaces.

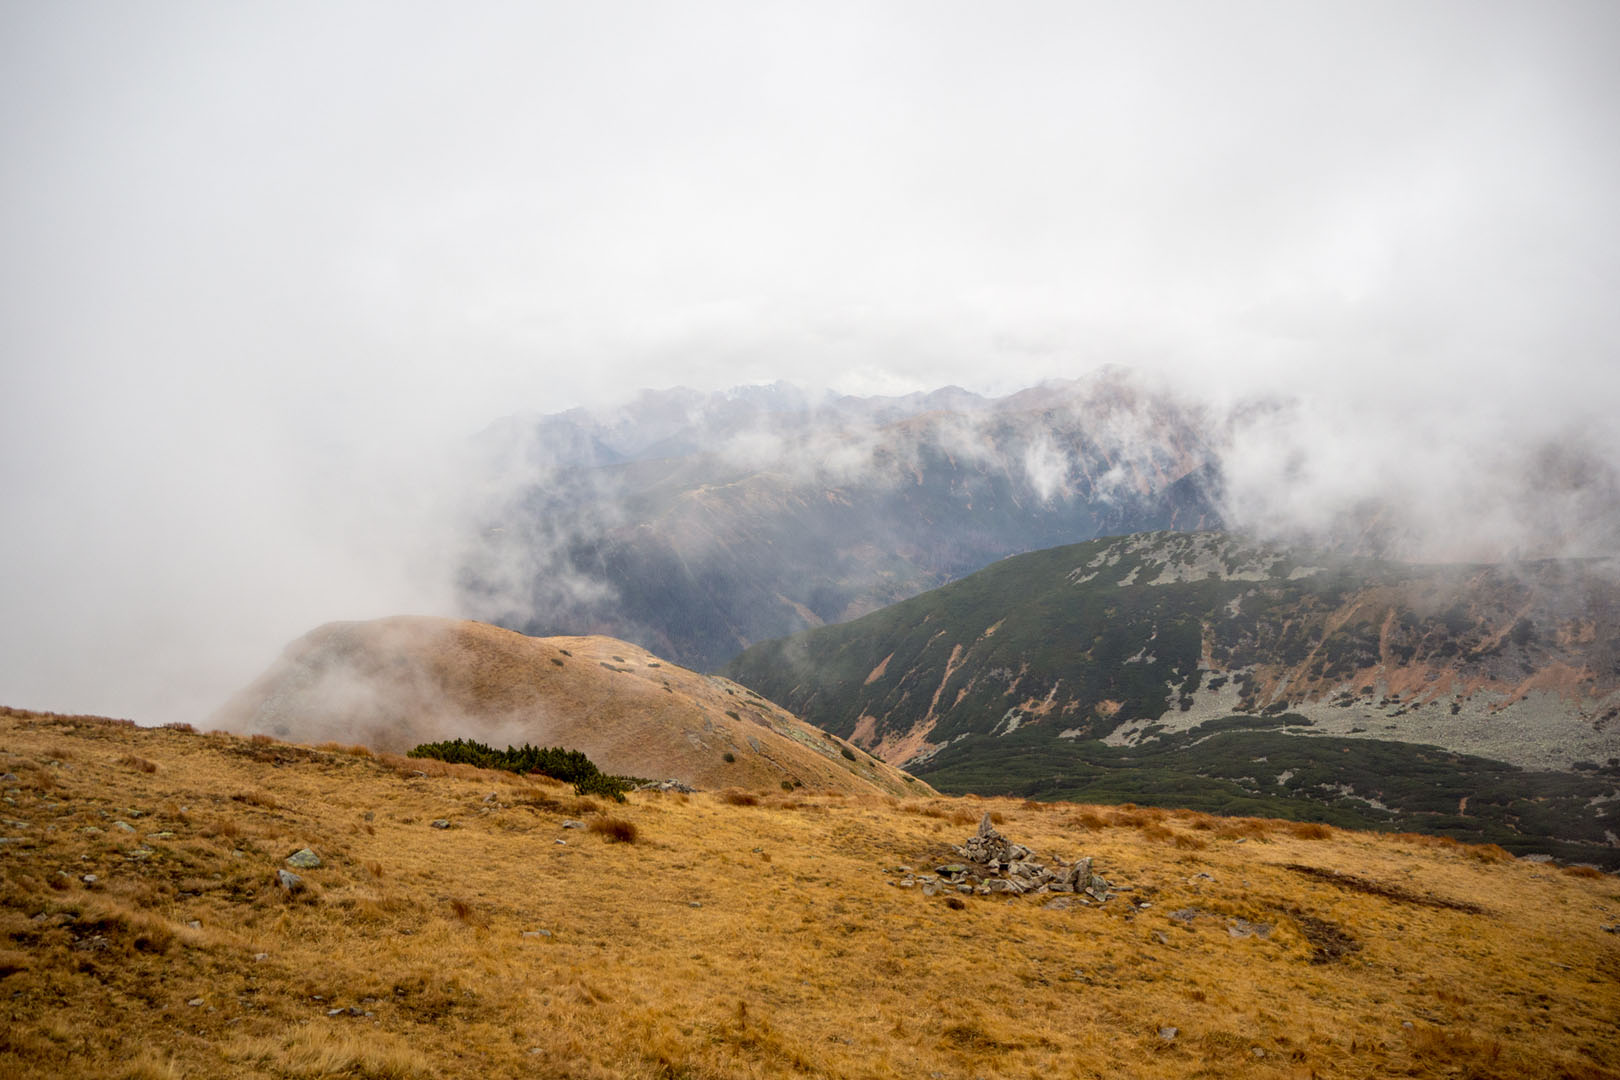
xmin=458 ymin=374 xmax=1218 ymax=671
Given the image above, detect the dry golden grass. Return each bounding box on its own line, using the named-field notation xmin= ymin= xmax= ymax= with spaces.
xmin=1 ymin=707 xmax=1618 ymax=1079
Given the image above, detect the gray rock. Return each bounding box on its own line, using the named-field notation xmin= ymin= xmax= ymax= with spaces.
xmin=634 ymin=779 xmax=696 ymax=793
xmin=1151 ymin=930 xmax=1169 ymax=945
xmin=186 ymin=920 xmax=202 ymax=930
xmin=80 ymin=826 xmax=103 ymax=835
xmin=522 ymin=929 xmax=552 ymax=938
xmin=276 ymin=869 xmax=305 ymax=894
xmin=1158 ymin=1026 xmax=1178 ymax=1042
xmin=285 ymin=848 xmax=321 ymax=869
xmin=113 ymin=820 xmax=137 ymax=834
xmin=81 ymin=874 xmax=97 ymax=884
xmin=188 ymin=998 xmax=204 ymax=1007
xmin=0 ymin=773 xmax=18 ymax=783
xmin=430 ymin=819 xmax=451 ymax=830
xmin=561 ymin=820 xmax=585 ymax=830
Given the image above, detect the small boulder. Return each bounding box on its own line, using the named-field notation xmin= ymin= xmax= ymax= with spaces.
xmin=276 ymin=869 xmax=305 ymax=894
xmin=430 ymin=819 xmax=452 ymax=830
xmin=285 ymin=848 xmax=321 ymax=869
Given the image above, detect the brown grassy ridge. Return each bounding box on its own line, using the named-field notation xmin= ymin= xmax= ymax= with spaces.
xmin=1 ymin=706 xmax=1618 ymax=1079
xmin=210 ymin=616 xmax=926 ymax=797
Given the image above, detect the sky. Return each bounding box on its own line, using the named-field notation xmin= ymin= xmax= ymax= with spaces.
xmin=2 ymin=1 xmax=1617 ymax=721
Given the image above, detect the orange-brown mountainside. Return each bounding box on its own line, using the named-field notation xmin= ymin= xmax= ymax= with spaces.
xmin=211 ymin=616 xmax=925 ymax=796
xmin=2 ymin=710 xmax=1618 ymax=1079
xmin=726 ymin=532 xmax=1620 ymax=864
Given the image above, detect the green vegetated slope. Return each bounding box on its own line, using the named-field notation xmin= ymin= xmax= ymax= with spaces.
xmin=726 ymin=531 xmax=1620 ymax=866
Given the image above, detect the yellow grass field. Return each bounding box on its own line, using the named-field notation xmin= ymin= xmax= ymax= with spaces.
xmin=1 ymin=706 xmax=1617 ymax=1079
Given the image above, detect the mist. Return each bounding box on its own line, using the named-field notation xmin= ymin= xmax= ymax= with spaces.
xmin=2 ymin=2 xmax=1616 ymax=722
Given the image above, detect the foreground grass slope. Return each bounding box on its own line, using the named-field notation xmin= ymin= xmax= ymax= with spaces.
xmin=2 ymin=707 xmax=1618 ymax=1079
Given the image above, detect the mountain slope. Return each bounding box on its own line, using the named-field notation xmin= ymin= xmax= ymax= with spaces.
xmin=725 ymin=531 xmax=1620 ymax=863
xmin=3 ymin=708 xmax=1618 ymax=1079
xmin=211 ymin=616 xmax=923 ymax=796
xmin=461 ymin=375 xmax=1218 ymax=671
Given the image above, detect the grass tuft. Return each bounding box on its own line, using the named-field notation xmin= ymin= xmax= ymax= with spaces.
xmin=590 ymin=817 xmax=639 ymax=843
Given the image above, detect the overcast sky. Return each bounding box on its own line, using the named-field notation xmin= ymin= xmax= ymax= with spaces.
xmin=3 ymin=2 xmax=1617 ymax=721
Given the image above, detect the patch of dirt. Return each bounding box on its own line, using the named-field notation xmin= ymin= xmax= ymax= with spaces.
xmin=1284 ymin=907 xmax=1362 ymax=964
xmin=1279 ymin=864 xmax=1486 ymax=914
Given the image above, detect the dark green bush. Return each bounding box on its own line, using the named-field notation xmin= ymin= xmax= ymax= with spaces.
xmin=408 ymin=738 xmax=630 ymax=802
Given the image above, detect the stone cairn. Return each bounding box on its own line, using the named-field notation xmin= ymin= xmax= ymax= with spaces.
xmin=891 ymin=812 xmax=1113 ymax=901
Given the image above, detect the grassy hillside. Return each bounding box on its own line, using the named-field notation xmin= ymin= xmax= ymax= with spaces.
xmin=3 ymin=708 xmax=1618 ymax=1079
xmin=212 ymin=617 xmax=923 ymax=798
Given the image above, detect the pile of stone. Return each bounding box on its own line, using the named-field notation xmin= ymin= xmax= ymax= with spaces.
xmin=892 ymin=813 xmax=1114 ymax=900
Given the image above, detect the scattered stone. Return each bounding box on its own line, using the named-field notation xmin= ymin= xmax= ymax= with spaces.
xmin=1603 ymin=924 xmax=1617 ymax=934
xmin=1228 ymin=919 xmax=1273 ymax=939
xmin=113 ymin=821 xmax=137 ymax=834
xmin=522 ymin=929 xmax=552 ymax=938
xmin=188 ymin=998 xmax=204 ymax=1007
xmin=276 ymin=869 xmax=305 ymax=894
xmin=186 ymin=920 xmax=202 ymax=930
xmin=81 ymin=826 xmax=103 ymax=835
xmin=285 ymin=848 xmax=321 ymax=869
xmin=0 ymin=773 xmax=17 ymax=783
xmin=124 ymin=847 xmax=153 ymax=859
xmin=430 ymin=820 xmax=452 ymax=830
xmin=254 ymin=953 xmax=269 ymax=961
xmin=81 ymin=874 xmax=97 ymax=884
xmin=635 ymin=779 xmax=696 ymax=793
xmin=1169 ymin=909 xmax=1203 ymax=923
xmin=1158 ymin=1026 xmax=1178 ymax=1042
xmin=1151 ymin=930 xmax=1169 ymax=945
xmin=148 ymin=831 xmax=175 ymax=839
xmin=561 ymin=820 xmax=585 ymax=830
xmin=554 ymin=839 xmax=566 ymax=846
xmin=482 ymin=793 xmax=498 ymax=804
xmin=688 ymin=901 xmax=702 ymax=909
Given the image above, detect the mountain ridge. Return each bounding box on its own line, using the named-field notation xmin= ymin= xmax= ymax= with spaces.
xmin=211 ymin=616 xmax=924 ymax=797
